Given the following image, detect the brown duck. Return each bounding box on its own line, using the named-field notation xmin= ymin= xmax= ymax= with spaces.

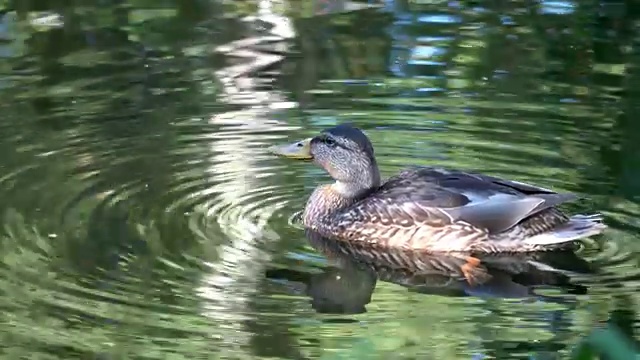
xmin=269 ymin=124 xmax=606 ymax=253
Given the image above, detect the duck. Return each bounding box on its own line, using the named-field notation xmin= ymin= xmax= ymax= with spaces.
xmin=268 ymin=124 xmax=606 ymax=253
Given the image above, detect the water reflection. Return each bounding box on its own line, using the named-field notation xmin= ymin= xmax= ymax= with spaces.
xmin=267 ymin=230 xmax=593 ymax=316
xmin=0 ymin=0 xmax=638 ymax=359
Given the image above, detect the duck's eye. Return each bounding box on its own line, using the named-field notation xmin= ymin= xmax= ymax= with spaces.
xmin=323 ymin=137 xmax=337 ymax=147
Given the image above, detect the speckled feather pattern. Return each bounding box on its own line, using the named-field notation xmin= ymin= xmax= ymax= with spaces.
xmin=303 ymin=166 xmax=606 ymax=253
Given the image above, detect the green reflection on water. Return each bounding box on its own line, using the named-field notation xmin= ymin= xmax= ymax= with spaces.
xmin=0 ymin=0 xmax=638 ymax=359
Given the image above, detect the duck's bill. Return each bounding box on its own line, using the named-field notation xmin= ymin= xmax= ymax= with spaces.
xmin=268 ymin=138 xmax=313 ymax=160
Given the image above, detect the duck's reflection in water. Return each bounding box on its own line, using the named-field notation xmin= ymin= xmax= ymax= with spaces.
xmin=267 ymin=229 xmax=595 ymax=315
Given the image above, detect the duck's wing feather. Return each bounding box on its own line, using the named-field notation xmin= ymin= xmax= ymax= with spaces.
xmin=333 ymin=167 xmax=577 ymax=235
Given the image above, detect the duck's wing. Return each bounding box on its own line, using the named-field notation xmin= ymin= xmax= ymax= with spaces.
xmin=333 ymin=167 xmax=578 ymax=235
xmin=389 ymin=166 xmax=563 ymax=197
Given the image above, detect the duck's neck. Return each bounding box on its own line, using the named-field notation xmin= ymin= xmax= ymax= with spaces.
xmin=302 ymin=173 xmax=381 ymax=228
xmin=302 ymin=185 xmax=356 ymax=227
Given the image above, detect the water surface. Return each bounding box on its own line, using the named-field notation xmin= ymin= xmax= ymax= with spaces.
xmin=0 ymin=1 xmax=638 ymax=359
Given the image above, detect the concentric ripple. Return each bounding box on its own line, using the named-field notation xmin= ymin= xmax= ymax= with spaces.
xmin=0 ymin=95 xmax=308 ymax=357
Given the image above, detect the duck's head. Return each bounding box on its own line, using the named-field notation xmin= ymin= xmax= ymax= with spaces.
xmin=269 ymin=124 xmax=381 ymax=197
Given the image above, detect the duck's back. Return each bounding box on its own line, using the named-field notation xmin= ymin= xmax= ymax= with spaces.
xmin=376 ymin=166 xmax=560 ymax=204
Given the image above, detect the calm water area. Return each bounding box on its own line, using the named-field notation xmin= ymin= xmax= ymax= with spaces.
xmin=0 ymin=0 xmax=639 ymax=359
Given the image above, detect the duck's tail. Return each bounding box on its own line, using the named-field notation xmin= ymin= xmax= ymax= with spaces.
xmin=523 ymin=213 xmax=607 ymax=247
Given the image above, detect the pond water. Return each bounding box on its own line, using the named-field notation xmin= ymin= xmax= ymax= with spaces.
xmin=0 ymin=1 xmax=638 ymax=359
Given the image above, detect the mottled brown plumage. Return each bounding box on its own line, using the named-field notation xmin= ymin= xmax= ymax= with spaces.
xmin=269 ymin=124 xmax=607 ymax=253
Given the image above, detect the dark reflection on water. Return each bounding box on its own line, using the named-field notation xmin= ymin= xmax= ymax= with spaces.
xmin=0 ymin=0 xmax=638 ymax=359
xmin=267 ymin=230 xmax=594 ymax=315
